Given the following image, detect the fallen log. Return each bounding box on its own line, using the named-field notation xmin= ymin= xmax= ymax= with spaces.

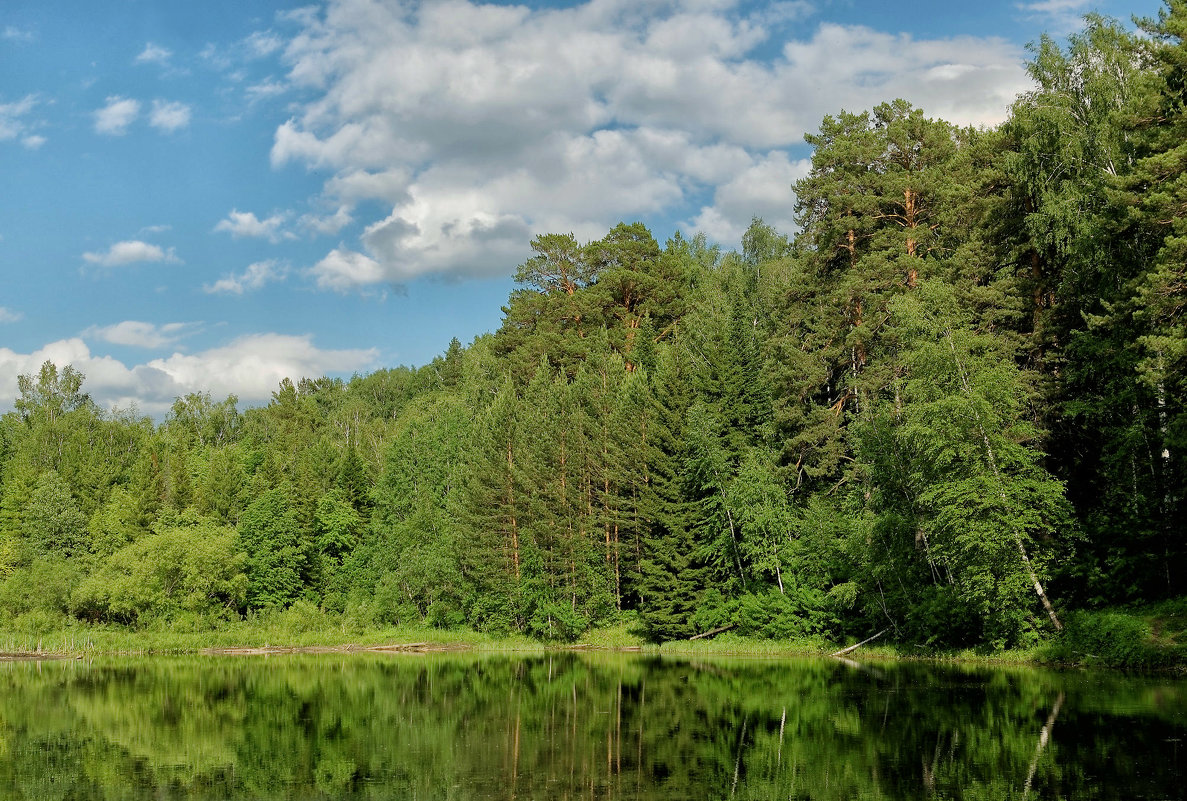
xmin=829 ymin=628 xmax=888 ymax=657
xmin=689 ymin=623 xmax=737 ymax=641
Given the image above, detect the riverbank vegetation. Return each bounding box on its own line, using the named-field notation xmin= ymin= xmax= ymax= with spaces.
xmin=2 ymin=8 xmax=1185 ymax=668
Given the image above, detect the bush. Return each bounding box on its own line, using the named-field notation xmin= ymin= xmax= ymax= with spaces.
xmin=526 ymin=600 xmax=586 ymax=643
xmin=1043 ymin=609 xmax=1185 ymax=669
xmin=734 ymin=588 xmax=831 ymax=640
xmin=7 ymin=608 xmax=71 ymax=635
xmin=0 ymin=557 xmax=80 ymax=617
xmin=70 ymin=521 xmax=246 ymax=626
xmin=267 ymin=599 xmax=328 ymax=636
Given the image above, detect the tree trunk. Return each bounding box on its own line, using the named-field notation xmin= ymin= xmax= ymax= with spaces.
xmin=507 ymin=434 xmax=520 ymax=579
xmin=830 ymin=628 xmax=888 ymax=657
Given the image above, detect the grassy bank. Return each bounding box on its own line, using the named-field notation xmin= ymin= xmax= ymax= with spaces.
xmin=3 ymin=602 xmax=1185 ymax=670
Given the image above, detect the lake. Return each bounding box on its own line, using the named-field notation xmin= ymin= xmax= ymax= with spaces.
xmin=0 ymin=651 xmax=1183 ymax=799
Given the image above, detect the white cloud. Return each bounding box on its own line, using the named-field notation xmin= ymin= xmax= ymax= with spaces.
xmin=0 ymin=95 xmax=38 ymax=143
xmin=0 ymin=306 xmax=23 ymax=323
xmin=201 ymin=29 xmax=288 ymax=73
xmin=93 ymin=96 xmax=141 ymax=135
xmin=83 ymin=320 xmax=200 ymax=349
xmin=324 ymin=168 xmax=411 ymax=205
xmin=1016 ymin=0 xmax=1091 ymax=33
xmin=686 ymin=152 xmax=811 ymax=243
xmin=299 ymin=206 xmax=353 ymax=235
xmin=272 ymin=0 xmax=1031 ymax=287
xmin=309 ymin=247 xmax=385 ymax=291
xmin=135 ymin=42 xmax=172 ymax=65
xmin=0 ymin=338 xmax=146 ymax=411
xmin=246 ymin=78 xmax=288 ymax=103
xmin=3 ymin=26 xmax=34 ymax=42
xmin=214 ymin=209 xmax=293 ymax=242
xmin=21 ymin=134 xmax=46 ymax=149
xmin=145 ymin=334 xmax=378 ymax=406
xmin=82 ymin=240 xmax=181 ymax=267
xmin=246 ymin=30 xmax=284 ymax=57
xmin=204 ymin=260 xmax=288 ymax=294
xmin=149 ymin=100 xmax=192 ymax=132
xmin=0 ymin=335 xmax=378 ymax=416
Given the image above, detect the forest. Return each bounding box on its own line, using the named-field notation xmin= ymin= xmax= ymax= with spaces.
xmin=0 ymin=8 xmax=1184 ymax=651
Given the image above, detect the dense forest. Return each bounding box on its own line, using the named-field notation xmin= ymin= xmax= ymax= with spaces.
xmin=1 ymin=8 xmax=1184 ymax=650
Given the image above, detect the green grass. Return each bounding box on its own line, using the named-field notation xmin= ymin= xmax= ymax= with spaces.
xmin=649 ymin=631 xmax=833 ymax=658
xmin=1032 ymin=601 xmax=1187 ymax=670
xmin=0 ymin=607 xmax=542 ymax=657
xmin=5 ymin=603 xmax=1186 ymax=670
xmin=0 ymin=626 xmax=547 ymax=657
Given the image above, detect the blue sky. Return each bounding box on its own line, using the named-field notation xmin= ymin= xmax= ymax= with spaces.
xmin=0 ymin=0 xmax=1160 ymax=415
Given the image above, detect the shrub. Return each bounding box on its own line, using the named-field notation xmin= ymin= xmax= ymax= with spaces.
xmin=1043 ymin=609 xmax=1184 ymax=669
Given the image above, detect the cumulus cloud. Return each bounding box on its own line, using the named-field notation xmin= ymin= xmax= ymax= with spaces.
xmin=149 ymin=100 xmax=192 ymax=132
xmin=300 ymin=205 xmax=353 ymax=235
xmin=309 ymin=247 xmax=385 ymax=291
xmin=686 ymin=152 xmax=812 ymax=244
xmin=214 ymin=209 xmax=293 ymax=242
xmin=93 ymin=96 xmax=141 ymax=135
xmin=204 ymin=260 xmax=288 ymax=294
xmin=324 ymin=168 xmax=410 ymax=205
xmin=135 ymin=42 xmax=172 ymax=65
xmin=82 ymin=240 xmax=181 ymax=267
xmin=0 ymin=335 xmax=378 ymax=415
xmin=0 ymin=306 xmax=23 ymax=323
xmin=0 ymin=95 xmax=39 ymax=144
xmin=83 ymin=320 xmax=201 ymax=349
xmin=272 ymin=0 xmax=1031 ymax=289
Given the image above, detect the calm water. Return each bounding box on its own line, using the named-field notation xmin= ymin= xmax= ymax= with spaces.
xmin=0 ymin=652 xmax=1183 ymax=800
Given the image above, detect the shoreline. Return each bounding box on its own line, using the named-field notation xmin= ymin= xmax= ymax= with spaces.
xmin=0 ymin=637 xmax=1180 ymax=674
xmin=1 ymin=607 xmax=1183 ymax=671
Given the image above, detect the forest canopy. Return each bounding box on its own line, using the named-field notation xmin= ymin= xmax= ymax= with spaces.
xmin=1 ymin=7 xmax=1184 ymax=649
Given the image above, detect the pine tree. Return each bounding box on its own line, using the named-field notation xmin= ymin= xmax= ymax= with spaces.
xmin=773 ymin=101 xmax=960 ymax=493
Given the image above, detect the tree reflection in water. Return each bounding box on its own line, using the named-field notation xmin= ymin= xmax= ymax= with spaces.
xmin=0 ymin=653 xmax=1183 ymax=799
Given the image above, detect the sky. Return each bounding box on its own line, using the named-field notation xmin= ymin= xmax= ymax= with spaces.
xmin=0 ymin=0 xmax=1162 ymax=416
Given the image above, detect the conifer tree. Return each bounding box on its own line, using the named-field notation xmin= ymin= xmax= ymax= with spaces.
xmin=637 ymin=344 xmax=704 ymax=641
xmin=457 ymin=377 xmax=525 ymax=631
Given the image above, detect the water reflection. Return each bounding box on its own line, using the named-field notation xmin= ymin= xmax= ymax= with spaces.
xmin=0 ymin=652 xmax=1183 ymax=799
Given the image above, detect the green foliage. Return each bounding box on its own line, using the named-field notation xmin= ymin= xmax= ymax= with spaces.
xmin=734 ymin=588 xmax=829 ymax=639
xmin=88 ymin=485 xmax=145 ymax=558
xmin=857 ymin=281 xmax=1072 ymax=647
xmin=21 ymin=470 xmax=88 ymax=559
xmin=237 ymin=488 xmax=307 ymax=609
xmin=71 ymin=518 xmax=246 ymax=625
xmin=0 ymin=556 xmax=80 ymax=620
xmin=1045 ymin=608 xmax=1187 ymax=668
